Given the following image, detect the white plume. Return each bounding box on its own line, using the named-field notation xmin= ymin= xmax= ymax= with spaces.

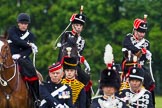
xmin=104 ymin=44 xmax=114 ymax=65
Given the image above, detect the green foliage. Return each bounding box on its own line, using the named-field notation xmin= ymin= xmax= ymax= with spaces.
xmin=1 ymin=0 xmax=162 ymax=95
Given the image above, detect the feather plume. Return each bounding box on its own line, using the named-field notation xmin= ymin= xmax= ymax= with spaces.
xmin=104 ymin=44 xmax=114 ymax=68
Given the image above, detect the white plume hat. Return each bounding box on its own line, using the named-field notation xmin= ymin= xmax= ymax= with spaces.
xmin=104 ymin=44 xmax=114 ymax=69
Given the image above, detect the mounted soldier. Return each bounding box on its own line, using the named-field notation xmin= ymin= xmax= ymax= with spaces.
xmin=7 ymin=13 xmax=40 ymax=107
xmin=55 ymin=6 xmax=92 ymax=108
xmin=121 ymin=14 xmax=155 ymax=106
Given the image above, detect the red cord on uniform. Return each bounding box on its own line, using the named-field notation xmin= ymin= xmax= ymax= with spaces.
xmin=80 ymin=56 xmax=85 ymax=64
xmin=141 ymin=48 xmax=147 ymax=54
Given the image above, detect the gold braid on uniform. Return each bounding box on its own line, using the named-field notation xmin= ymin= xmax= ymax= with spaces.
xmin=119 ymin=73 xmax=130 ymax=91
xmin=62 ymin=78 xmax=85 ymax=104
xmin=120 ymin=81 xmax=130 ymax=91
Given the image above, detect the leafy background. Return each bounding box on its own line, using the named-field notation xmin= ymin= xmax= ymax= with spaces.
xmin=0 ymin=0 xmax=162 ymax=96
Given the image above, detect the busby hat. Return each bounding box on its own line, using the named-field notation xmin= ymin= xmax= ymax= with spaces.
xmin=113 ymin=64 xmax=123 ymax=74
xmin=63 ymin=57 xmax=77 ymax=70
xmin=133 ymin=18 xmax=147 ymax=33
xmin=17 ymin=13 xmax=31 ymax=23
xmin=129 ymin=67 xmax=144 ymax=82
xmin=72 ymin=14 xmax=86 ymax=25
xmin=100 ymin=68 xmax=121 ymax=90
xmin=48 ymin=62 xmax=62 ymax=73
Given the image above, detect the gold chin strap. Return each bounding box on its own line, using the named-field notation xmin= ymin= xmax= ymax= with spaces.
xmin=64 ymin=61 xmax=77 ymax=66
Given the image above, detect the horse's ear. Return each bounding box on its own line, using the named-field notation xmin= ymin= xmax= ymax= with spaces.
xmin=3 ymin=30 xmax=8 ymax=39
xmin=0 ymin=30 xmax=8 ymax=40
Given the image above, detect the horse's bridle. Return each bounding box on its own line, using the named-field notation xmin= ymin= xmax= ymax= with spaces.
xmin=0 ymin=46 xmax=15 ymax=69
xmin=0 ymin=44 xmax=16 ymax=86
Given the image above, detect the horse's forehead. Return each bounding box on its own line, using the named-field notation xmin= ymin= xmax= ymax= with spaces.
xmin=0 ymin=40 xmax=4 ymax=51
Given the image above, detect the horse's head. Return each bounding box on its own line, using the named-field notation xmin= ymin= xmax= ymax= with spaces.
xmin=122 ymin=50 xmax=141 ymax=74
xmin=0 ymin=38 xmax=13 ymax=71
xmin=61 ymin=42 xmax=79 ymax=59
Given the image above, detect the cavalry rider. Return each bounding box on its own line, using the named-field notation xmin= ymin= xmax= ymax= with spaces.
xmin=121 ymin=16 xmax=155 ymax=106
xmin=117 ymin=67 xmax=154 ymax=108
xmin=91 ymin=44 xmax=126 ymax=108
xmin=57 ymin=11 xmax=90 ymax=84
xmin=57 ymin=7 xmax=92 ymax=108
xmin=62 ymin=57 xmax=86 ymax=108
xmin=7 ymin=13 xmax=40 ymax=105
xmin=39 ymin=62 xmax=74 ymax=108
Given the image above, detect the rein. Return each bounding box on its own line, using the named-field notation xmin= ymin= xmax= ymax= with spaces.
xmin=0 ymin=62 xmax=20 ymax=105
xmin=0 ymin=63 xmax=16 ymax=86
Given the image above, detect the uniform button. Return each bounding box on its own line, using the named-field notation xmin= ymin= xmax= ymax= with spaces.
xmin=55 ymin=86 xmax=57 ymax=89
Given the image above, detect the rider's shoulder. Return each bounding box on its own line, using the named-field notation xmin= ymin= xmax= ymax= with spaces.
xmin=126 ymin=33 xmax=133 ymax=37
xmin=8 ymin=25 xmax=17 ymax=32
xmin=64 ymin=31 xmax=71 ymax=34
xmin=145 ymin=39 xmax=150 ymax=43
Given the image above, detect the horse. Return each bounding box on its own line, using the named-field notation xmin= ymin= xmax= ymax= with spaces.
xmin=0 ymin=37 xmax=34 ymax=108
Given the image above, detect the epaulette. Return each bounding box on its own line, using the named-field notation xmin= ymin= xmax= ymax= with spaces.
xmin=145 ymin=39 xmax=150 ymax=43
xmin=126 ymin=33 xmax=133 ymax=36
xmin=64 ymin=31 xmax=71 ymax=34
xmin=91 ymin=95 xmax=102 ymax=100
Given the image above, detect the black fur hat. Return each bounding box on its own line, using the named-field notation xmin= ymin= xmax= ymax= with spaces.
xmin=129 ymin=67 xmax=144 ymax=82
xmin=100 ymin=68 xmax=121 ymax=90
xmin=63 ymin=57 xmax=77 ymax=70
xmin=72 ymin=14 xmax=86 ymax=25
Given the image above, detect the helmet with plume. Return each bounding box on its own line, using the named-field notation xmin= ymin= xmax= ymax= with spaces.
xmin=99 ymin=44 xmax=121 ymax=90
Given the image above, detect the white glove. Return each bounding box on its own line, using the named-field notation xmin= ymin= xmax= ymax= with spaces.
xmin=57 ymin=42 xmax=62 ymax=48
xmin=146 ymin=50 xmax=152 ymax=60
xmin=12 ymin=54 xmax=21 ymax=60
xmin=84 ymin=60 xmax=91 ymax=72
xmin=56 ymin=104 xmax=64 ymax=108
xmin=29 ymin=43 xmax=38 ymax=54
